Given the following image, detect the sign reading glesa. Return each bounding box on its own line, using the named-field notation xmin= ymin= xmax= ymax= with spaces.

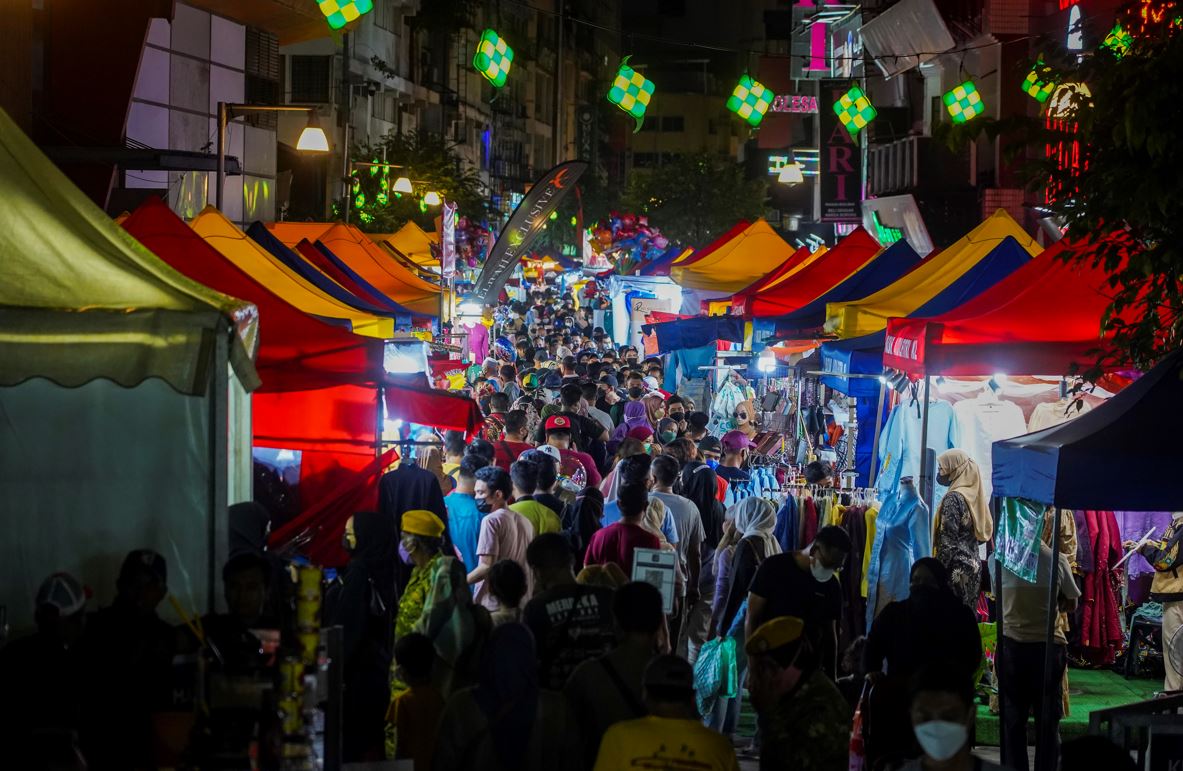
xmin=770 ymin=95 xmax=819 ymax=113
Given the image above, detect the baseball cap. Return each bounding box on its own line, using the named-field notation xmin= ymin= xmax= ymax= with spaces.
xmin=118 ymin=548 xmax=168 ymax=586
xmin=642 ymin=376 xmax=660 ymax=390
xmin=600 ymin=374 xmax=619 ymax=388
xmin=698 ymin=436 xmax=723 ymax=455
xmin=544 ymin=414 xmax=573 ymax=432
xmin=721 ymin=430 xmax=756 ymax=453
xmin=745 ymin=615 xmax=805 ymax=657
xmin=35 ymin=572 xmax=91 ymax=615
xmin=687 ymin=411 xmax=710 ymax=429
xmin=644 ymin=654 xmax=695 ymax=692
xmin=532 ymin=444 xmax=562 ymax=463
xmin=542 ymin=372 xmax=564 ymax=390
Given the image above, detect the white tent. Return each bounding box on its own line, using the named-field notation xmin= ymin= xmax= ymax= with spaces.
xmin=0 ymin=107 xmax=258 ymax=631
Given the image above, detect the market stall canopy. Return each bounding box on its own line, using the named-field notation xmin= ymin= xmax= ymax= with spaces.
xmin=744 ymin=228 xmax=882 ymax=317
xmin=123 ymin=198 xmax=384 ymax=392
xmin=383 ymin=382 xmax=485 ymax=435
xmin=0 ymin=106 xmax=257 ymax=395
xmin=883 ymin=240 xmax=1128 ymax=377
xmin=770 ymin=239 xmax=923 ymax=337
xmin=993 ymin=347 xmax=1183 ymax=510
xmin=671 ymin=219 xmax=800 ymax=292
xmin=383 ymin=220 xmax=440 ymax=267
xmin=731 ymin=244 xmax=818 ymax=302
xmin=265 ymin=221 xmax=331 ymax=246
xmin=245 ymin=223 xmax=417 ymax=322
xmin=674 ymin=220 xmax=750 ymax=268
xmin=824 ymin=210 xmax=1041 ymax=338
xmin=642 ymin=315 xmax=747 ymax=353
xmin=638 ymin=245 xmax=692 ymax=277
xmin=819 ymin=234 xmax=1034 ymax=396
xmin=380 ymin=242 xmax=441 ymax=282
xmin=189 ymin=209 xmax=394 ymax=339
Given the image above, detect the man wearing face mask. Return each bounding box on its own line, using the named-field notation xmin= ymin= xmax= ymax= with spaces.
xmin=745 ymin=616 xmax=849 ymax=771
xmin=715 ymin=430 xmax=754 ymax=484
xmin=897 ymin=666 xmax=1008 ymax=771
xmin=468 ymin=466 xmax=534 ymax=611
xmin=746 ymin=526 xmax=851 ymax=680
xmin=666 ymin=395 xmax=688 ymax=432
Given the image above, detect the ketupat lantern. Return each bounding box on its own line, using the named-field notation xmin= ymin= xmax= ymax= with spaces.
xmin=943 ymin=81 xmax=985 ymax=124
xmin=318 ymin=0 xmax=373 ymax=30
xmin=607 ymin=56 xmax=655 ymax=132
xmin=1102 ymin=23 xmax=1133 ymax=57
xmin=833 ymin=85 xmax=877 ymax=136
xmin=473 ymin=29 xmax=514 ymax=88
xmin=727 ymin=75 xmax=775 ymax=127
xmin=1021 ymin=62 xmax=1056 ymax=104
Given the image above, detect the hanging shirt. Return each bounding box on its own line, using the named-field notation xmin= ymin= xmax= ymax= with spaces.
xmin=1028 ymin=399 xmax=1092 ymax=432
xmin=952 ymin=393 xmax=1027 ymax=501
xmin=865 ymin=479 xmax=932 ymax=630
xmin=462 ymin=322 xmax=489 ymax=363
xmin=875 ymin=399 xmax=960 ymax=511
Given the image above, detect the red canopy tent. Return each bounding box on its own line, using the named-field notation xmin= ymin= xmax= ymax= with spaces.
xmin=743 ymin=227 xmax=882 ymax=317
xmin=882 ymin=240 xmax=1128 ymax=377
xmin=728 ymin=244 xmax=814 ymax=313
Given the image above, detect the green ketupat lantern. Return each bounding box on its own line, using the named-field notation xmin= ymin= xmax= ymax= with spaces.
xmin=833 ymin=86 xmax=877 ymax=136
xmin=727 ymin=75 xmax=774 ymax=127
xmin=473 ymin=29 xmax=514 ymax=88
xmin=943 ymin=81 xmax=985 ymax=124
xmin=318 ymin=0 xmax=373 ymax=30
xmin=1021 ymin=59 xmax=1056 ymax=104
xmin=1103 ymin=23 xmax=1133 ymax=57
xmin=607 ymin=56 xmax=655 ymax=132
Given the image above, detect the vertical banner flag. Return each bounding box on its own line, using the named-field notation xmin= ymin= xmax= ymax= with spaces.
xmin=471 ymin=161 xmax=588 ymax=302
xmin=441 ymin=201 xmax=457 ymax=278
xmin=820 ymin=80 xmax=863 ymax=224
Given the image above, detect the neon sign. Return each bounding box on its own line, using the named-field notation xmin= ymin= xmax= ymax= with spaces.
xmin=771 ymin=95 xmax=820 ymax=113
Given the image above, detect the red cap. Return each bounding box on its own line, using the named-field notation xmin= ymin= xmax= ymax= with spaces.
xmin=544 ymin=414 xmax=573 ymax=432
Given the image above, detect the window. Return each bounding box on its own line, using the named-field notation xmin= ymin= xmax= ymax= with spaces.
xmin=371 ymin=92 xmax=396 ymax=124
xmin=661 ymin=116 xmax=684 ymax=132
xmin=245 ymin=28 xmax=279 ymax=128
xmin=291 ymin=55 xmax=332 ymax=103
xmin=373 ymin=0 xmax=397 ymax=31
xmin=640 ymin=120 xmax=658 ymax=132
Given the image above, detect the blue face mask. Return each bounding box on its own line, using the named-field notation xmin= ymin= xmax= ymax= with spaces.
xmin=705 ymin=458 xmax=719 ymax=470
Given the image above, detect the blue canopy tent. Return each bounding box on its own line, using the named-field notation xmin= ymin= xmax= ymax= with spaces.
xmin=639 ymin=245 xmax=688 ymax=276
xmin=993 ymin=348 xmax=1183 ymax=510
xmin=818 ymin=235 xmax=1035 ymax=485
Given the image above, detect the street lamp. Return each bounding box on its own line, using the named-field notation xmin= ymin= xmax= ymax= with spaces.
xmin=423 ymin=191 xmax=442 ymax=207
xmin=215 ymin=102 xmax=331 ymax=211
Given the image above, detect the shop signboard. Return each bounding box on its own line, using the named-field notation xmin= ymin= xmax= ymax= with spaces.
xmin=819 ymin=80 xmax=862 ymax=223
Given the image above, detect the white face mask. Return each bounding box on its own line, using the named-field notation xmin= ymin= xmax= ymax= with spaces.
xmin=811 ymin=562 xmax=836 ymax=583
xmin=914 ymin=720 xmax=968 ymax=761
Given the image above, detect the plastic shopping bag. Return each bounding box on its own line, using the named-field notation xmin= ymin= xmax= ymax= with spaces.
xmin=694 ymin=637 xmax=738 ymax=717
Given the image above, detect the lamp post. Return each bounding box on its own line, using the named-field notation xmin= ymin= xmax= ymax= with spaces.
xmin=215 ymin=102 xmax=331 ymax=212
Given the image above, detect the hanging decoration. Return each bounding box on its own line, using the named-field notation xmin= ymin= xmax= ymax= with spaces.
xmin=943 ymin=81 xmax=985 ymax=124
xmin=607 ymin=56 xmax=655 ymax=132
xmin=1102 ymin=22 xmax=1133 ymax=57
xmin=1021 ymin=59 xmax=1057 ymax=104
xmin=473 ymin=29 xmax=514 ymax=88
xmin=317 ymin=0 xmax=373 ymax=30
xmin=833 ymin=85 xmax=877 ymax=137
xmin=727 ymin=75 xmax=775 ymax=127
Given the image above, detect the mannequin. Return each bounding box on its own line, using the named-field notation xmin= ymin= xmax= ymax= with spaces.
xmin=866 ymin=476 xmax=932 ymax=628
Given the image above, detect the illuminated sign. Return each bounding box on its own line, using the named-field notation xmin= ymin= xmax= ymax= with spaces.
xmin=770 ymin=95 xmax=820 ymax=113
xmin=769 ymin=151 xmax=820 ymax=177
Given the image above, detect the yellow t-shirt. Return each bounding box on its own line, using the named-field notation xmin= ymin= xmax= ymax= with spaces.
xmin=593 ymin=716 xmax=740 ymax=771
xmin=510 ymin=499 xmax=562 ymax=536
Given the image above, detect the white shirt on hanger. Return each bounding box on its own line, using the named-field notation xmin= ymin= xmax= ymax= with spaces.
xmin=952 ymin=388 xmax=1027 ymax=499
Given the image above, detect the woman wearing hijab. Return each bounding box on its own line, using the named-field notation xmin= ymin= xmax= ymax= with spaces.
xmin=712 ymin=498 xmax=780 ymax=639
xmin=598 ymin=437 xmax=647 ymax=501
xmin=610 ymin=400 xmax=653 ymax=448
xmin=643 ymin=392 xmax=667 ymax=429
xmin=433 ymin=623 xmax=573 ymax=771
xmin=934 ymin=449 xmax=992 ymax=609
xmin=863 ymin=557 xmax=982 ymax=767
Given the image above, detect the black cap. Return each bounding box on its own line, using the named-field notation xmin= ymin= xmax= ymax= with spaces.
xmin=698 ymin=436 xmax=722 ymax=454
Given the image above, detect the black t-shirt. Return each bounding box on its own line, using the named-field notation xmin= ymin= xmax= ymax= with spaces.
xmin=533 ymin=410 xmax=604 ymax=450
xmin=714 ymin=465 xmax=751 ymax=484
xmin=750 ymin=552 xmax=843 ymax=665
xmin=523 ymin=583 xmax=616 ymax=690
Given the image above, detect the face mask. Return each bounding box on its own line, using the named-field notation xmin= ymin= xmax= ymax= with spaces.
xmin=811 ymin=558 xmax=836 ymax=583
xmin=914 ymin=720 xmax=969 ymax=761
xmin=643 ymin=442 xmax=653 ymax=453
xmin=705 ymin=458 xmax=719 ymax=470
xmin=659 ymin=431 xmax=677 ymax=444
xmin=398 ymin=541 xmax=415 ymax=565
xmin=669 ymin=411 xmax=685 ymax=422
xmin=476 ymin=498 xmax=495 ymax=514
xmin=936 ymin=472 xmax=951 ymax=486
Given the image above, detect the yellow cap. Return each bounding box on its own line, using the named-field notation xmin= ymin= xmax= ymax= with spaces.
xmin=402 ymin=509 xmax=445 ymax=538
xmin=745 ymin=616 xmax=805 ymax=657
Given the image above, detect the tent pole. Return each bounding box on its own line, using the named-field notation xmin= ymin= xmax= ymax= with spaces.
xmin=1037 ymin=505 xmax=1064 ymax=771
xmin=868 ymin=379 xmax=887 ymax=485
xmin=376 ymin=383 xmax=385 ymax=459
xmin=993 ymin=497 xmax=1007 ymax=766
xmin=209 ymin=320 xmax=229 ymax=615
xmin=919 ymin=375 xmax=933 ymax=506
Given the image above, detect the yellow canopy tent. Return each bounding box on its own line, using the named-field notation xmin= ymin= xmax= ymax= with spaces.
xmin=314 ymin=224 xmax=442 ymax=317
xmin=384 ymin=220 xmax=441 ymax=267
xmin=823 ymin=209 xmax=1043 ymax=338
xmin=670 ymin=219 xmax=801 ymax=293
xmin=189 ymin=208 xmax=394 ymax=339
xmin=266 ymin=221 xmax=332 ymax=247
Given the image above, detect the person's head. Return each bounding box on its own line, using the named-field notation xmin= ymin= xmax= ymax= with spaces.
xmin=663 ymin=437 xmax=697 ymax=465
xmin=810 ymin=525 xmax=852 ymax=582
xmin=684 ymin=411 xmax=709 ymax=441
xmin=467 ymin=438 xmax=496 ymax=464
xmin=526 ymin=532 xmax=576 ymax=589
xmin=613 ymin=580 xmax=664 ymax=642
xmin=910 ymin=556 xmax=951 ymax=594
xmin=488 ymin=392 xmax=511 ymax=415
xmin=621 ymin=346 xmax=639 ymax=366
xmin=401 ymin=509 xmax=446 ymax=566
xmin=116 ymin=549 xmax=168 ymax=614
xmin=498 ymin=363 xmax=516 ymax=383
xmin=721 ymin=430 xmax=754 ymax=466
xmin=560 ymin=382 xmax=583 ymax=410
xmin=475 ymin=465 xmax=513 ymax=513
xmin=458 ymin=453 xmax=489 ymax=494
xmin=443 ymin=430 xmax=467 ymax=461
xmin=935 ymin=448 xmax=977 ymax=488
xmin=651 ymin=454 xmax=680 ymax=490
xmin=601 ymin=348 xmax=616 ymax=363
xmin=33 ymin=572 xmax=89 ymax=647
xmin=579 ymin=381 xmax=599 ymax=406
xmin=804 ymin=460 xmax=833 ymax=486
xmin=626 ymin=384 xmax=645 ymax=401
xmin=642 ymin=393 xmax=666 ymax=424
xmin=510 ymin=458 xmax=540 ymax=498
xmin=731 ymin=496 xmax=776 ymax=538
xmin=617 ymin=452 xmax=654 ymax=488
xmin=543 ymin=414 xmax=574 ymax=448
xmin=222 ymin=552 xmax=270 ymax=625
xmin=665 ymin=395 xmax=686 ymax=424
xmin=745 ymin=616 xmax=814 ymax=711
xmin=524 ymin=450 xmax=558 ymax=492
xmin=489 ymin=559 xmax=528 ymax=610
xmin=576 ymin=562 xmax=629 ymax=589
xmin=908 ymin=665 xmax=977 ymax=764
xmin=627 ymin=423 xmax=655 ymax=449
xmin=656 ymin=417 xmax=678 ymax=446
xmin=698 ymin=435 xmax=722 ymax=466
xmin=643 ymin=655 xmax=697 ymax=718
xmin=503 ymin=410 xmax=530 ymax=442
xmin=616 ymin=482 xmax=650 ymax=522
xmin=394 ymin=632 xmax=436 ymax=687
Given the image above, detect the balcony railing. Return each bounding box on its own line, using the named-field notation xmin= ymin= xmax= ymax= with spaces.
xmin=867 ymin=135 xmax=971 ymax=195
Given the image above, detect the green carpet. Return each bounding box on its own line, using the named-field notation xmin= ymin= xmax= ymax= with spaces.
xmin=975 ymin=668 xmax=1161 ymax=746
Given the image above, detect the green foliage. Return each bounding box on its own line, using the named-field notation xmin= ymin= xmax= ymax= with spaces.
xmin=623 ymin=153 xmax=767 ymax=247
xmin=349 ymin=130 xmax=487 ymax=233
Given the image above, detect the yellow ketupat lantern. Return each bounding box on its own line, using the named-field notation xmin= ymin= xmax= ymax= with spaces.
xmin=833 ymin=86 xmax=877 ymax=137
xmin=607 ymin=56 xmax=655 ymax=133
xmin=727 ymin=75 xmax=775 ymax=127
xmin=318 ymin=0 xmax=373 ymax=30
xmin=943 ymin=81 xmax=985 ymax=124
xmin=473 ymin=29 xmax=514 ymax=88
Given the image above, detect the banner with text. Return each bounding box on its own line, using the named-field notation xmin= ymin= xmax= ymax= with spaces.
xmin=819 ymin=80 xmax=863 ymax=224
